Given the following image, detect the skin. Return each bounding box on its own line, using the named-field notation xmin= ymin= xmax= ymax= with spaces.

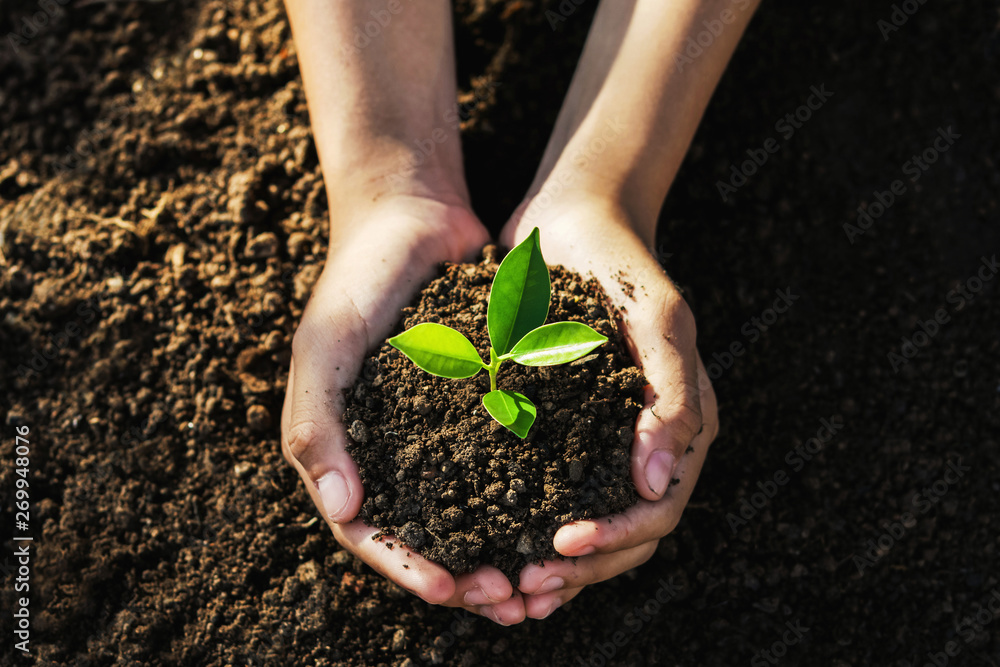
xmin=281 ymin=0 xmax=759 ymax=624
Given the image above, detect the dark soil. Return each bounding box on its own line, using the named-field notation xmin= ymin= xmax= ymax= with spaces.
xmin=345 ymin=250 xmax=643 ymax=583
xmin=1 ymin=0 xmax=998 ymax=665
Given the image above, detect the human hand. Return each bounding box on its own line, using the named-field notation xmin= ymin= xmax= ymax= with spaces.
xmin=497 ymin=196 xmax=719 ymax=621
xmin=281 ymin=194 xmax=530 ymax=616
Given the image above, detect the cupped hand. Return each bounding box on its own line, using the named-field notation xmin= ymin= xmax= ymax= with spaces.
xmin=499 ymin=196 xmax=719 ymax=620
xmin=280 ymin=194 xmax=527 ymax=619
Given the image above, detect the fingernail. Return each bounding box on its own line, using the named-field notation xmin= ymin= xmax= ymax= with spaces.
xmin=481 ymin=607 xmax=509 ymax=626
xmin=540 ymin=600 xmax=561 ymax=619
xmin=464 ymin=586 xmax=491 ymax=606
xmin=317 ymin=471 xmax=351 ymax=522
xmin=645 ymin=449 xmax=675 ymax=497
xmin=535 ymin=576 xmax=565 ymax=595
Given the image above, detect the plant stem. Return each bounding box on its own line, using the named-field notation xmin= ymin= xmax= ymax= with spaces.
xmin=488 ymin=348 xmax=500 ymax=392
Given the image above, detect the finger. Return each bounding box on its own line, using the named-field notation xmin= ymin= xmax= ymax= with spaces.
xmin=517 ymin=541 xmax=658 ymax=594
xmin=554 ymin=372 xmax=717 ymax=555
xmin=281 ymin=289 xmax=368 ymax=523
xmin=625 ymin=289 xmax=705 ymax=501
xmin=475 ymin=590 xmax=527 ymax=626
xmin=523 ymin=586 xmax=584 ymax=620
xmin=332 ymin=520 xmax=456 ymax=605
xmin=447 ymin=567 xmax=514 ymax=607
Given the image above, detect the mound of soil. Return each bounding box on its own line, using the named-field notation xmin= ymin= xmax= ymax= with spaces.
xmin=2 ymin=0 xmax=998 ymax=664
xmin=345 ymin=247 xmax=645 ymax=582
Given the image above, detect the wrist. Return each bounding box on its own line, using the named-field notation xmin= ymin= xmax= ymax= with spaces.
xmin=512 ymin=180 xmax=657 ymax=248
xmin=323 ymin=145 xmax=470 ymax=212
xmin=523 ymin=125 xmax=664 ymax=246
xmin=324 ymin=187 xmax=487 ymax=270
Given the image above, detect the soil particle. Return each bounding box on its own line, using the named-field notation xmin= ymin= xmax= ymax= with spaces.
xmin=348 ymin=419 xmax=370 ymax=444
xmin=246 ymin=404 xmax=272 ymax=432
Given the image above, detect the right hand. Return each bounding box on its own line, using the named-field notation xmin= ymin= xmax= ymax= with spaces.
xmin=280 ymin=193 xmax=532 ymax=622
xmin=500 ymin=197 xmax=717 ymax=621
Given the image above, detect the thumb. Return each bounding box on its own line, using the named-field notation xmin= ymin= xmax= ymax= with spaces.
xmin=624 ymin=292 xmax=704 ymax=502
xmin=281 ymin=316 xmax=366 ymax=524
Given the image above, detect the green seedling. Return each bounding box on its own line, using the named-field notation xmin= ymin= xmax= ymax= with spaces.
xmin=388 ymin=228 xmax=607 ymax=438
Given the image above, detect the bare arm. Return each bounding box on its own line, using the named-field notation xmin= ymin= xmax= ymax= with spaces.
xmin=507 ymin=0 xmax=759 ymax=620
xmin=524 ymin=0 xmax=761 ymax=243
xmin=281 ymin=0 xmax=499 ymax=617
xmin=284 ymin=0 xmax=470 ymax=231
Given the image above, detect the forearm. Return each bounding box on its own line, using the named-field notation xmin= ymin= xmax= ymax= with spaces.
xmin=528 ymin=0 xmax=761 ymax=243
xmin=284 ymin=0 xmax=468 ymax=217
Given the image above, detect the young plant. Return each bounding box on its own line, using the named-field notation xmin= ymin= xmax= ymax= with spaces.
xmin=387 ymin=228 xmax=607 ymax=438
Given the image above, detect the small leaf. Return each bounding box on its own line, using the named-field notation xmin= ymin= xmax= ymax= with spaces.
xmin=488 ymin=227 xmax=550 ymax=355
xmin=506 ymin=322 xmax=608 ymax=366
xmin=482 ymin=390 xmax=537 ymax=438
xmin=388 ymin=323 xmax=484 ymax=379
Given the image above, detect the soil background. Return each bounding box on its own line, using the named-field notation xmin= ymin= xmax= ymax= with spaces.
xmin=1 ymin=0 xmax=998 ymax=665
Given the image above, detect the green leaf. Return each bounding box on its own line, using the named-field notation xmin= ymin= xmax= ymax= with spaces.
xmin=482 ymin=390 xmax=537 ymax=438
xmin=506 ymin=322 xmax=608 ymax=366
xmin=488 ymin=227 xmax=550 ymax=355
xmin=388 ymin=323 xmax=485 ymax=379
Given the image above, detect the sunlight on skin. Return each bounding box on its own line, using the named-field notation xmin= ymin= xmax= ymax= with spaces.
xmin=330 ymin=520 xmax=514 ymax=608
xmin=279 ymin=202 xmax=497 ymax=612
xmin=281 ymin=0 xmax=754 ymax=626
xmin=515 ymin=350 xmax=717 ymax=615
xmin=493 ymin=4 xmax=758 ymax=607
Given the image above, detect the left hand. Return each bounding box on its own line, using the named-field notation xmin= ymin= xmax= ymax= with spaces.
xmin=489 ymin=196 xmax=719 ymax=621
